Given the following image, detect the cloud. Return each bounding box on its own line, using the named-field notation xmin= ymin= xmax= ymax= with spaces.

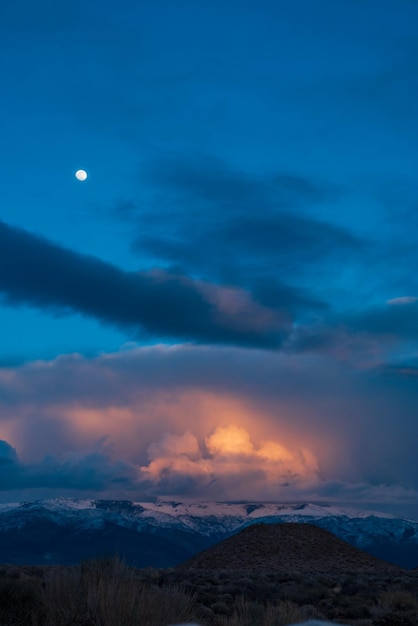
xmin=347 ymin=302 xmax=418 ymax=341
xmin=1 ymin=344 xmax=418 ymax=513
xmin=299 ymin=480 xmax=418 ymax=514
xmin=286 ymin=323 xmax=387 ymax=367
xmin=141 ymin=153 xmax=274 ymax=212
xmin=0 ymin=438 xmax=135 ymax=491
xmin=136 ymin=212 xmax=361 ymax=279
xmin=386 ymin=296 xmax=418 ymax=305
xmin=382 ymin=363 xmax=418 ymax=378
xmin=216 ymin=213 xmax=359 ymax=259
xmin=119 ymin=154 xmax=362 ymax=330
xmin=130 ymin=154 xmax=359 ymax=284
xmin=250 ymin=278 xmax=328 ymax=317
xmin=0 ymin=440 xmax=18 ymax=465
xmin=272 ymin=173 xmax=343 ymax=204
xmin=0 ymin=220 xmax=287 ymax=349
xmin=8 ymin=211 xmax=411 ymax=363
xmin=285 ymin=297 xmax=418 ymax=365
xmin=139 ymin=153 xmax=344 ymax=213
xmin=108 ymin=156 xmax=418 ymax=363
xmin=138 ymin=423 xmax=418 ymax=508
xmin=140 ymin=425 xmax=319 ymax=499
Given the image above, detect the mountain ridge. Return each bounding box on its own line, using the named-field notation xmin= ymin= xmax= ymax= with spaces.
xmin=0 ymin=498 xmax=417 ymax=568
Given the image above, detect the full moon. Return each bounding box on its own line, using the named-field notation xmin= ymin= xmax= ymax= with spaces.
xmin=75 ymin=169 xmax=88 ymax=181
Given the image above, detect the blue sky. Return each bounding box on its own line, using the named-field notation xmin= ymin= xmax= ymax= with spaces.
xmin=1 ymin=0 xmax=418 ymax=516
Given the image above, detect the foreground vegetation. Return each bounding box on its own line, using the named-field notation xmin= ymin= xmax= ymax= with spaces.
xmin=0 ymin=557 xmax=417 ymax=626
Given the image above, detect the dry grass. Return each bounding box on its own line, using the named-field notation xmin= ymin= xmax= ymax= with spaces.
xmin=0 ymin=557 xmax=199 ymax=626
xmin=219 ymin=596 xmax=310 ymax=626
xmin=379 ymin=590 xmax=418 ymax=612
xmin=0 ymin=558 xmax=417 ymax=626
xmin=0 ymin=576 xmax=43 ymax=625
xmin=45 ymin=557 xmax=199 ymax=626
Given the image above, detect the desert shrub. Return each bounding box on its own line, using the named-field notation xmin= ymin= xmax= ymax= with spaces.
xmin=211 ymin=600 xmax=233 ymax=616
xmin=217 ymin=583 xmax=241 ymax=595
xmin=278 ymin=580 xmax=331 ymax=605
xmin=0 ymin=567 xmax=21 ymax=579
xmin=0 ymin=577 xmax=44 ymax=625
xmin=342 ymin=580 xmax=369 ymax=596
xmin=336 ymin=595 xmax=371 ymax=619
xmin=2 ymin=562 xmax=417 ymax=626
xmin=43 ymin=556 xmax=199 ymax=626
xmin=226 ymin=597 xmax=264 ymax=625
xmin=238 ymin=575 xmax=257 ymax=587
xmin=197 ymin=604 xmax=214 ymax=620
xmin=379 ymin=591 xmax=418 ymax=611
xmin=265 ymin=599 xmax=310 ymax=626
xmin=219 ymin=596 xmax=308 ymax=626
xmin=374 ymin=613 xmax=416 ymax=626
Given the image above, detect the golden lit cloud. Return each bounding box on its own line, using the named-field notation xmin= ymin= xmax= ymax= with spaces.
xmin=140 ymin=431 xmax=212 ymax=484
xmin=206 ymin=425 xmax=254 ymax=456
xmin=44 ymin=391 xmax=304 ymax=461
xmin=139 ymin=424 xmax=319 ymax=498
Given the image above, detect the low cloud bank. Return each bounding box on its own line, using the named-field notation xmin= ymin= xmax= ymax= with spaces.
xmin=0 ymin=439 xmax=135 ymax=491
xmin=0 ymin=344 xmax=418 ymax=515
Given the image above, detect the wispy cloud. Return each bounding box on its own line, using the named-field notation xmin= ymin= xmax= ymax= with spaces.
xmin=129 ymin=154 xmax=359 ymax=285
xmin=386 ymin=296 xmax=418 ymax=305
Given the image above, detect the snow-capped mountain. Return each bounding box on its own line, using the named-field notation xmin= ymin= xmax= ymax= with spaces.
xmin=0 ymin=499 xmax=417 ymax=568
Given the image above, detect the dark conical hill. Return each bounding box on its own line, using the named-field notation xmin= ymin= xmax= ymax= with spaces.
xmin=177 ymin=523 xmax=401 ymax=573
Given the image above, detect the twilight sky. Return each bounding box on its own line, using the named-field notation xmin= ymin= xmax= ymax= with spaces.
xmin=1 ymin=0 xmax=418 ymax=517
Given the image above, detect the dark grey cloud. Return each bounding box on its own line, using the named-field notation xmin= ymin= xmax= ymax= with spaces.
xmin=0 ymin=440 xmax=18 ymax=466
xmin=135 ymin=221 xmax=334 ymax=314
xmin=285 ymin=324 xmax=384 ymax=365
xmin=0 ymin=220 xmax=285 ymax=349
xmin=110 ymin=155 xmax=346 ymax=249
xmin=138 ymin=153 xmax=344 ymax=214
xmin=272 ymin=173 xmax=343 ymax=204
xmin=111 ymin=157 xmax=418 ymax=344
xmin=284 ymin=298 xmax=418 ymax=365
xmin=0 ymin=439 xmax=135 ymax=491
xmin=133 ymin=208 xmax=363 ymax=312
xmin=352 ymin=302 xmax=418 ymax=339
xmin=0 ymin=216 xmax=409 ymax=369
xmin=215 ymin=212 xmax=359 ymax=261
xmin=137 ymin=212 xmax=360 ymax=267
xmin=250 ymin=278 xmax=328 ymax=316
xmin=316 ymin=302 xmax=418 ymax=351
xmin=383 ymin=364 xmax=418 ymax=379
xmin=142 ymin=153 xmax=275 ymax=212
xmin=123 ymin=154 xmax=360 ymax=301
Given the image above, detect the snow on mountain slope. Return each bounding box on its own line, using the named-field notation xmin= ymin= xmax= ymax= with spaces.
xmin=0 ymin=498 xmax=413 ymax=538
xmin=0 ymin=498 xmax=417 ymax=567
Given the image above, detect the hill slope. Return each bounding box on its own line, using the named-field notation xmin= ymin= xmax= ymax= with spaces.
xmin=178 ymin=522 xmax=401 ymax=573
